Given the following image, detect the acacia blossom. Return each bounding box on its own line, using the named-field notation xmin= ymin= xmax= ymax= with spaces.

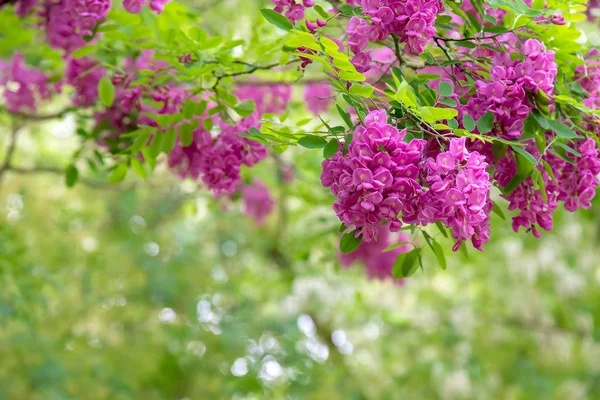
xmin=271 ymin=0 xmax=327 ymax=31
xmin=463 ymin=39 xmax=558 ymax=141
xmin=123 ymin=0 xmax=170 ymax=14
xmin=303 ymin=82 xmax=333 ymax=114
xmin=235 ymin=84 xmax=291 ymax=115
xmin=345 ymin=0 xmax=443 ymax=73
xmin=554 ymin=139 xmax=600 ymax=212
xmin=168 ymin=108 xmax=268 ymax=196
xmin=0 ymin=52 xmax=52 ymax=112
xmin=66 ymin=57 xmax=104 ymax=107
xmin=420 ymin=138 xmax=493 ymax=250
xmin=495 ymin=144 xmax=558 ymax=238
xmin=339 ymin=224 xmax=409 ymax=283
xmin=321 ymin=109 xmax=425 ymax=241
xmin=241 ymin=179 xmax=276 ymax=225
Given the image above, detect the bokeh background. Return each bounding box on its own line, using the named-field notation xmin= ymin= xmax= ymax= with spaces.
xmin=2 ymin=1 xmax=600 ymax=399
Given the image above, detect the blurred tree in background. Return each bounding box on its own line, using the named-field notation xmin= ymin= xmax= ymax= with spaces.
xmin=2 ymin=0 xmax=600 ymax=399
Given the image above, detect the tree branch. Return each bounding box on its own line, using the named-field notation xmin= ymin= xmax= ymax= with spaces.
xmin=1 ymin=108 xmax=72 ymax=121
xmin=211 ymin=59 xmax=302 ymax=89
xmin=0 ymin=122 xmax=21 ymax=189
xmin=5 ymin=166 xmax=126 ymax=190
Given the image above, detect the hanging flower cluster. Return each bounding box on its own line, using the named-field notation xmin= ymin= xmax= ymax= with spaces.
xmin=321 ymin=110 xmax=425 ymax=241
xmin=241 ymin=179 xmax=276 ymax=225
xmin=0 ymin=53 xmax=53 ymax=112
xmin=346 ymin=0 xmax=443 ymax=73
xmin=339 ymin=224 xmax=409 ymax=283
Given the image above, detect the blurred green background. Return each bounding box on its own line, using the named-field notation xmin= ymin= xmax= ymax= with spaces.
xmin=2 ymin=109 xmax=600 ymax=400
xmin=1 ymin=1 xmax=600 ymax=399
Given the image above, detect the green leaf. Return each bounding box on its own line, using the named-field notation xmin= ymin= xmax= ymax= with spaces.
xmin=431 ymin=240 xmax=446 ymax=270
xmin=234 ymin=101 xmax=256 ymax=118
xmin=340 ymin=70 xmax=366 ymax=82
xmin=337 ymin=105 xmax=354 ymax=129
xmin=419 ymin=106 xmax=458 ymax=123
xmin=260 ymin=9 xmax=293 ymax=31
xmin=547 ymin=120 xmax=581 ymax=139
xmin=555 ymin=142 xmax=581 ymax=157
xmin=313 ymin=4 xmax=329 ymax=18
xmin=483 ymin=26 xmax=509 ymax=34
xmin=323 ymin=139 xmax=339 ymax=158
xmin=492 ymin=202 xmax=506 ymax=220
xmin=203 ymin=118 xmax=213 ymax=131
xmin=438 ymin=81 xmax=453 ymax=97
xmin=149 ymin=132 xmax=164 ymax=157
xmin=130 ymin=158 xmax=147 ymax=180
xmin=510 ymin=145 xmax=538 ymax=165
xmin=65 ymin=164 xmax=78 ymax=188
xmin=541 ymin=159 xmax=558 ymax=185
xmin=337 ymin=4 xmax=355 ymax=14
xmin=477 ymin=111 xmax=494 ymax=134
xmin=549 ymin=149 xmax=576 ymax=165
xmin=340 ymin=231 xmax=362 ymax=254
xmin=141 ymin=147 xmax=156 ymax=170
xmin=298 ymin=135 xmax=327 ymax=149
xmin=503 ymin=149 xmax=536 ymax=194
xmin=383 ymin=241 xmax=410 ymax=252
xmin=531 ymin=110 xmax=549 ymax=129
xmin=109 ymin=163 xmax=128 ymax=183
xmin=71 ymin=45 xmax=98 ymax=59
xmin=439 ymin=98 xmax=457 ymax=107
xmin=98 ymin=76 xmax=115 ymax=107
xmin=463 ymin=115 xmax=476 ymax=131
xmin=180 ymin=124 xmax=194 ymax=147
xmin=392 ymin=248 xmax=421 ymax=278
xmin=248 ymin=127 xmax=262 ymax=136
xmin=162 ymin=127 xmax=177 ymax=154
xmin=349 ymin=83 xmax=374 ymax=98
xmin=434 ymin=221 xmax=448 ymax=238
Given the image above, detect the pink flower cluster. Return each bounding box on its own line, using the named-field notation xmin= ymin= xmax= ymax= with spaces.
xmin=339 ymin=224 xmax=408 ymax=283
xmin=577 ymin=49 xmax=600 ymax=111
xmin=322 ymin=111 xmax=496 ymax=250
xmin=0 ymin=53 xmax=52 ymax=112
xmin=555 ymin=139 xmax=600 ymax=212
xmin=235 ymin=84 xmax=291 ymax=115
xmin=168 ymin=113 xmax=268 ymax=196
xmin=271 ymin=0 xmax=314 ymax=24
xmin=303 ymin=82 xmax=333 ymax=114
xmin=494 ymin=144 xmax=557 ymax=237
xmin=464 ymin=39 xmax=558 ymax=140
xmin=241 ymin=179 xmax=276 ymax=225
xmin=43 ymin=0 xmax=88 ymax=53
xmin=421 ymin=138 xmax=492 ymax=250
xmin=321 ymin=110 xmax=426 ymax=241
xmin=66 ymin=57 xmax=104 ymax=106
xmin=346 ymin=0 xmax=443 ymax=73
xmin=63 ymin=0 xmax=111 ymax=37
xmin=123 ymin=0 xmax=170 ymax=14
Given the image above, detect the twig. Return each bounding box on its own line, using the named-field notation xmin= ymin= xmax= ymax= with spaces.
xmin=211 ymin=59 xmax=302 ymax=90
xmin=0 ymin=122 xmax=21 ymax=188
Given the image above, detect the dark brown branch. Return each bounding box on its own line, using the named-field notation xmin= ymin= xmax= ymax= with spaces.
xmin=211 ymin=59 xmax=302 ymax=89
